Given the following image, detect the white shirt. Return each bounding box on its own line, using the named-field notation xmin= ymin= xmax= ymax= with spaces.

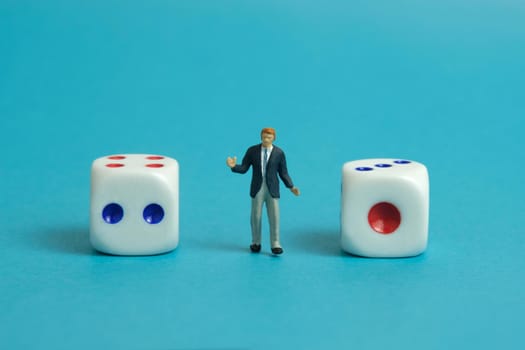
xmin=261 ymin=145 xmax=273 ymax=176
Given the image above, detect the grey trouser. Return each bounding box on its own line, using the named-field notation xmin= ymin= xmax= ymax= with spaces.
xmin=251 ymin=180 xmax=280 ymax=248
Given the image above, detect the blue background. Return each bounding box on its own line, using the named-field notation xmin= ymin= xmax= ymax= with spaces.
xmin=1 ymin=0 xmax=524 ymax=349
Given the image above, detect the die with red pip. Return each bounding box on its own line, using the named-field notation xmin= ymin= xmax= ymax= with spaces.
xmin=90 ymin=154 xmax=179 ymax=255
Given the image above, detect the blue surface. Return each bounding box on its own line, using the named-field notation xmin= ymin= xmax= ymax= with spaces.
xmin=1 ymin=1 xmax=524 ymax=349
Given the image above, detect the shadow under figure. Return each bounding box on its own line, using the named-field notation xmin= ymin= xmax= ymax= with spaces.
xmin=288 ymin=229 xmax=344 ymax=257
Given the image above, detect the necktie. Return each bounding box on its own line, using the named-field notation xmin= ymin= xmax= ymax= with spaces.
xmin=263 ymin=148 xmax=268 ymax=176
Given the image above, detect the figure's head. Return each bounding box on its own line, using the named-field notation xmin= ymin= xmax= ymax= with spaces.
xmin=260 ymin=127 xmax=276 ymax=147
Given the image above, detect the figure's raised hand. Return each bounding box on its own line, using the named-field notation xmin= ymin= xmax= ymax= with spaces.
xmin=291 ymin=187 xmax=300 ymax=196
xmin=226 ymin=156 xmax=237 ymax=168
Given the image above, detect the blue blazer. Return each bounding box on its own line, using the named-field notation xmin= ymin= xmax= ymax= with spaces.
xmin=232 ymin=144 xmax=294 ymax=198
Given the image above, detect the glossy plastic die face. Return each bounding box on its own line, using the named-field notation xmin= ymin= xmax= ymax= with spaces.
xmin=341 ymin=159 xmax=429 ymax=258
xmin=90 ymin=154 xmax=179 ymax=255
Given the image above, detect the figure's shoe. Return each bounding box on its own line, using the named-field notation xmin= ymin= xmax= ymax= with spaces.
xmin=250 ymin=244 xmax=261 ymax=253
xmin=271 ymin=247 xmax=283 ymax=255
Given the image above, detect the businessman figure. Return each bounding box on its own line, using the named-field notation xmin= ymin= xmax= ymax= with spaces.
xmin=226 ymin=127 xmax=300 ymax=255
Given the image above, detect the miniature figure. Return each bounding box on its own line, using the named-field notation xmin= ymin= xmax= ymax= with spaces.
xmin=226 ymin=127 xmax=300 ymax=255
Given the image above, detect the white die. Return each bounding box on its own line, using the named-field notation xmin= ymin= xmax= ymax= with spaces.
xmin=341 ymin=159 xmax=429 ymax=258
xmin=90 ymin=154 xmax=179 ymax=255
